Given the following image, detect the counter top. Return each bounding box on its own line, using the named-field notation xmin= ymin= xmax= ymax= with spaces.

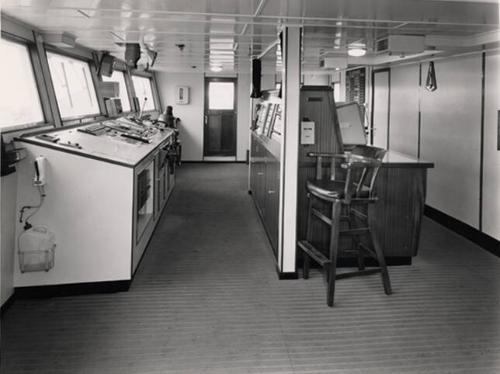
xmin=18 ymin=119 xmax=175 ymax=168
xmin=382 ymin=150 xmax=434 ymax=168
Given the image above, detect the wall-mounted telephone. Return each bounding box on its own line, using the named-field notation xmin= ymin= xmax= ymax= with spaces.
xmin=33 ymin=156 xmax=47 ymax=186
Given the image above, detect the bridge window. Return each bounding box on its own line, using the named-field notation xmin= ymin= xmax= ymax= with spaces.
xmin=102 ymin=70 xmax=131 ymax=113
xmin=0 ymin=37 xmax=44 ymax=131
xmin=47 ymin=52 xmax=100 ymax=119
xmin=132 ymin=75 xmax=155 ymax=111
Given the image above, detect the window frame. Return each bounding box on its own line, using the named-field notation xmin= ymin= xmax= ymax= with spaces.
xmin=0 ymin=33 xmax=50 ymax=133
xmin=131 ymin=72 xmax=159 ymax=112
xmin=101 ymin=68 xmax=133 ymax=114
xmin=45 ymin=47 xmax=104 ymax=123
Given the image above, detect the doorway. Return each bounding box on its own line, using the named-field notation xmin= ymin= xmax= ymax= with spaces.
xmin=204 ymin=77 xmax=237 ymax=158
xmin=371 ymin=69 xmax=390 ymax=149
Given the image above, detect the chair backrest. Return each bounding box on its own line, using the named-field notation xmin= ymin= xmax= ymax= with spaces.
xmin=341 ymin=154 xmax=384 ymax=204
xmin=307 ymin=145 xmax=386 ymax=204
xmin=348 ymin=145 xmax=386 ymax=200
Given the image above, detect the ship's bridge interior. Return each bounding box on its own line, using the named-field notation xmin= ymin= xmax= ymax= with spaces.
xmin=1 ymin=1 xmax=500 ymax=373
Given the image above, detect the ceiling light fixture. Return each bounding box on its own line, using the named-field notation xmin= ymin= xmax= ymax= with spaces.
xmin=348 ymin=46 xmax=367 ymax=57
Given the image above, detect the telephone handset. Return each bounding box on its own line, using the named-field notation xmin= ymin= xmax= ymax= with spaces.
xmin=33 ymin=156 xmax=47 ymax=186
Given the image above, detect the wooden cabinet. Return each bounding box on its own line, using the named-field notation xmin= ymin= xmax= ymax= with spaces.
xmin=250 ymin=133 xmax=280 ymax=256
xmin=296 ymin=86 xmax=433 ymax=265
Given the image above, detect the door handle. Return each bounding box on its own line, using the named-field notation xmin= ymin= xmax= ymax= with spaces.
xmin=204 ymin=115 xmax=208 ymax=125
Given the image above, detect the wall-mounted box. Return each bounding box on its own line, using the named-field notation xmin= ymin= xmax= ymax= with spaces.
xmin=175 ymin=86 xmax=190 ymax=105
xmin=320 ymin=57 xmax=348 ymax=69
xmin=376 ymin=35 xmax=425 ymax=55
xmin=99 ymin=81 xmax=120 ymax=98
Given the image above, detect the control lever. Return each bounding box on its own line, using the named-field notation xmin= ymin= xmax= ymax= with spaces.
xmin=138 ymin=97 xmax=147 ymax=120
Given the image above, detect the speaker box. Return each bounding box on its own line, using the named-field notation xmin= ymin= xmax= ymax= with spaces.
xmin=250 ymin=59 xmax=261 ymax=98
xmin=99 ymin=54 xmax=115 ymax=77
xmin=125 ymin=44 xmax=141 ymax=69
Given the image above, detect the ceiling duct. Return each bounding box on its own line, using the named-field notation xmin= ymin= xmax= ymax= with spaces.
xmin=320 ymin=57 xmax=348 ymax=69
xmin=43 ymin=32 xmax=76 ymax=48
xmin=376 ymin=35 xmax=425 ymax=56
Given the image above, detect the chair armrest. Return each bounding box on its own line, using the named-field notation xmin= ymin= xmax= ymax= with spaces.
xmin=340 ymin=157 xmax=382 ymax=169
xmin=306 ymin=152 xmax=346 ymax=159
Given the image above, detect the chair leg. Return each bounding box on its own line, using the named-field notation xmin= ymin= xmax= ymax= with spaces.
xmin=356 ymin=239 xmax=365 ymax=271
xmin=303 ymin=254 xmax=310 ymax=280
xmin=327 ymin=200 xmax=341 ymax=307
xmin=303 ymin=195 xmax=313 ymax=279
xmin=370 ymin=230 xmax=392 ymax=295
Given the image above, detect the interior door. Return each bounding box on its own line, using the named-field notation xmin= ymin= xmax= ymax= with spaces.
xmin=204 ymin=78 xmax=237 ymax=157
xmin=371 ymin=69 xmax=390 ymax=149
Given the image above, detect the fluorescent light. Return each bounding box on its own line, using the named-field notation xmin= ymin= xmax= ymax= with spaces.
xmin=348 ymin=47 xmax=366 ymax=57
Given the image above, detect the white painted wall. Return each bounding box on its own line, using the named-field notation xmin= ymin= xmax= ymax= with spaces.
xmin=261 ymin=73 xmax=276 ymax=91
xmin=389 ymin=64 xmax=420 ymax=157
xmin=1 ymin=173 xmax=17 ymax=305
xmin=236 ymin=73 xmax=251 ymax=161
xmin=303 ymin=73 xmax=330 ymax=85
xmin=156 ymin=72 xmax=251 ymax=162
xmin=14 ymin=145 xmax=133 ymax=286
xmin=483 ymin=52 xmax=500 ymax=240
xmin=372 ymin=70 xmax=390 ymax=149
xmin=421 ymin=56 xmax=482 ymax=229
xmin=384 ymin=53 xmax=499 ymax=240
xmin=156 ymin=72 xmax=205 ymax=161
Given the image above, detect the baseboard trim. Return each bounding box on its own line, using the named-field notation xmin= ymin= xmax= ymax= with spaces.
xmin=276 ymin=266 xmax=299 ymax=280
xmin=15 ymin=280 xmax=131 ymax=299
xmin=425 ymin=205 xmax=500 ymax=257
xmin=296 ymin=256 xmax=411 ymax=269
xmin=182 ymin=160 xmax=247 ymax=164
xmin=1 ymin=293 xmax=16 ymax=315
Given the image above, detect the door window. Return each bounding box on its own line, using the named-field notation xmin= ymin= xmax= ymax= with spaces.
xmin=208 ymin=82 xmax=234 ymax=110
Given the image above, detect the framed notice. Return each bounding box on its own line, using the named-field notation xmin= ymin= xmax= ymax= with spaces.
xmin=257 ymin=104 xmax=270 ymax=135
xmin=175 ymin=86 xmax=190 ymax=104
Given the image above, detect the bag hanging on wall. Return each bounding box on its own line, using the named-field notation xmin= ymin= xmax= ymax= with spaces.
xmin=425 ymin=61 xmax=438 ymax=92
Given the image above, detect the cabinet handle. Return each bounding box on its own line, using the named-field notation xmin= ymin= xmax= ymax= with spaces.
xmin=268 ymin=190 xmax=275 ymax=194
xmin=257 ymin=172 xmax=264 ymax=176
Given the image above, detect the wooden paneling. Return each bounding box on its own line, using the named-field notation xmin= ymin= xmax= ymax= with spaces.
xmin=297 ymin=87 xmax=343 ymax=242
xmin=372 ymin=167 xmax=427 ymax=257
xmin=297 ymin=86 xmax=432 ymax=263
xmin=250 ymin=133 xmax=280 ymax=256
xmin=299 ymin=165 xmax=429 ymax=260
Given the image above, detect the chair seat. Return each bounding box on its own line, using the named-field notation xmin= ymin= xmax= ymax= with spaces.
xmin=306 ymin=179 xmax=345 ymax=200
xmin=306 ymin=179 xmax=371 ymax=201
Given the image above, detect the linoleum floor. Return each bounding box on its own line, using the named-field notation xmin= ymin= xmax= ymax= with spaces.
xmin=2 ymin=163 xmax=500 ymax=373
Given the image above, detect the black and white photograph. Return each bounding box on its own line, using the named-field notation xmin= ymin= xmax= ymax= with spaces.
xmin=0 ymin=0 xmax=499 ymax=373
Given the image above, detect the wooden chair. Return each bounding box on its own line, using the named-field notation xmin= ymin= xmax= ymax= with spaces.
xmin=297 ymin=146 xmax=392 ymax=306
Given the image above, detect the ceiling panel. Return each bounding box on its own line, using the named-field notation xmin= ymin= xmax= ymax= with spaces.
xmin=2 ymin=0 xmax=499 ymax=73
